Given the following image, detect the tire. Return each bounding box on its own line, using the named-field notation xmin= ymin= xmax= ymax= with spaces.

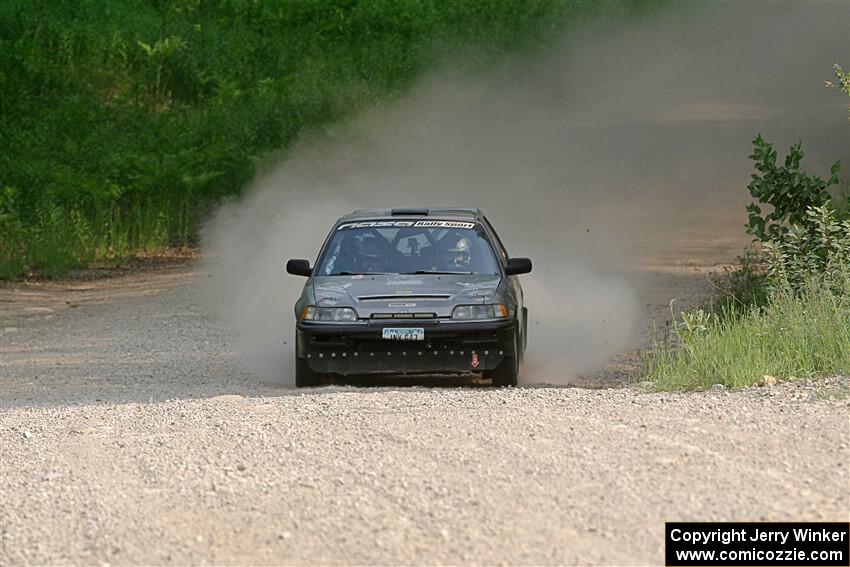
xmin=295 ymin=356 xmax=322 ymax=387
xmin=521 ymin=307 xmax=528 ymax=353
xmin=490 ymin=328 xmax=519 ymax=387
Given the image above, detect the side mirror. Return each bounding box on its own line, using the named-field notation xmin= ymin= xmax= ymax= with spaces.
xmin=505 ymin=257 xmax=532 ymax=276
xmin=286 ymin=259 xmax=313 ymax=277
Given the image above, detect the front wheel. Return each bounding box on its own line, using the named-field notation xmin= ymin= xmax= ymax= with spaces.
xmin=488 ymin=329 xmax=519 ymax=387
xmin=295 ymin=356 xmax=321 ymax=387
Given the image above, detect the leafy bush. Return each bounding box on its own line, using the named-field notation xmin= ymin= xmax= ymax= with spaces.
xmin=745 ymin=135 xmax=841 ymax=242
xmin=711 ymin=133 xmax=845 ymax=311
xmin=763 ymin=205 xmax=850 ymax=296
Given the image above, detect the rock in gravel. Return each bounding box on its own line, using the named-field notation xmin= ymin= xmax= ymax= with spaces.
xmin=711 ymin=383 xmax=726 ymax=392
xmin=758 ymin=375 xmax=778 ymax=387
xmin=208 ymin=394 xmax=245 ymax=402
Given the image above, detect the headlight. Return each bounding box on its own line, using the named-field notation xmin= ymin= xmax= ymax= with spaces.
xmin=451 ymin=304 xmax=509 ymax=320
xmin=300 ymin=306 xmax=358 ymax=322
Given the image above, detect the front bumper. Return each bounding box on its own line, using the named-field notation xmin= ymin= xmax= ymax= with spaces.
xmin=296 ymin=318 xmax=515 ymax=375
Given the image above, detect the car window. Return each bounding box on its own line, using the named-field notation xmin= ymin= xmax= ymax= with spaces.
xmin=482 ymin=216 xmax=508 ymax=262
xmin=396 ymin=233 xmax=430 ymax=255
xmin=315 ymin=222 xmax=500 ymax=276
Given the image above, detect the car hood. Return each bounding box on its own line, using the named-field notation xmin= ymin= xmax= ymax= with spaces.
xmin=311 ymin=274 xmax=502 ymax=318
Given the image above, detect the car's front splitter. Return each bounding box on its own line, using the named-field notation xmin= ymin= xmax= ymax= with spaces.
xmin=296 ymin=319 xmax=515 ymax=375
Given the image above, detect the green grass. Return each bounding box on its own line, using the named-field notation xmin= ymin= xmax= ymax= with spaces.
xmin=643 ymin=275 xmax=850 ymax=391
xmin=0 ymin=0 xmax=663 ymax=278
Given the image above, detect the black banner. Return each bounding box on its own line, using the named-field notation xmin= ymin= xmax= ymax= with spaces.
xmin=666 ymin=522 xmax=849 ymax=566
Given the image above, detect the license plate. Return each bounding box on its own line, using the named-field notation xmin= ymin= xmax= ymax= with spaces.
xmin=381 ymin=327 xmax=425 ymax=341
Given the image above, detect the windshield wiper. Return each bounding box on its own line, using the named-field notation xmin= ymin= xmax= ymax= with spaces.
xmin=410 ymin=270 xmax=474 ymax=275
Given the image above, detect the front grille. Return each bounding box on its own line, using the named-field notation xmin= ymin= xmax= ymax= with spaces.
xmin=370 ymin=312 xmax=437 ymax=319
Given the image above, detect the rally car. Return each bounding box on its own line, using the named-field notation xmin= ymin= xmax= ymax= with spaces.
xmin=286 ymin=208 xmax=531 ymax=387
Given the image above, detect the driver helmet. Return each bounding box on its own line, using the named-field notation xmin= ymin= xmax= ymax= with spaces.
xmin=356 ymin=234 xmax=386 ymax=272
xmin=438 ymin=235 xmax=472 ymax=270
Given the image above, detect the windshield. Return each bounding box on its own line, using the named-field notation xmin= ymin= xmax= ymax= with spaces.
xmin=315 ymin=221 xmax=501 ymax=276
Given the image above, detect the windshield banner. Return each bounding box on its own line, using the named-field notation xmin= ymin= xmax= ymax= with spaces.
xmin=337 ymin=220 xmax=476 ymax=230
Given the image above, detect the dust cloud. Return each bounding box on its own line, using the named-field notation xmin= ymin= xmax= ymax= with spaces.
xmin=202 ymin=1 xmax=848 ymax=385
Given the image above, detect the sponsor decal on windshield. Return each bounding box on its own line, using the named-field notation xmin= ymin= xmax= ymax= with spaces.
xmin=336 ymin=220 xmax=475 ymax=230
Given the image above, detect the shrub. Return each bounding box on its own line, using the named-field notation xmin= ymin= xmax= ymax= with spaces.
xmin=763 ymin=204 xmax=850 ymax=296
xmin=712 ymin=133 xmax=846 ymax=312
xmin=745 ymin=135 xmax=841 ymax=242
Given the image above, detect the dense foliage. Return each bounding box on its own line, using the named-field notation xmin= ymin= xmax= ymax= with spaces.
xmin=0 ymin=0 xmax=659 ymax=277
xmin=745 ymin=135 xmax=841 ymax=242
xmin=763 ymin=205 xmax=850 ymax=296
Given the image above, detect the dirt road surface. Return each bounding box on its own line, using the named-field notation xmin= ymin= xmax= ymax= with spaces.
xmin=1 ymin=250 xmax=848 ymax=565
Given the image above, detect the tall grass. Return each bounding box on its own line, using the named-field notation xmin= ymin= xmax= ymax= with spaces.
xmin=0 ymin=0 xmax=662 ymax=278
xmin=644 ymin=278 xmax=850 ymax=390
xmin=644 ymin=206 xmax=850 ymax=390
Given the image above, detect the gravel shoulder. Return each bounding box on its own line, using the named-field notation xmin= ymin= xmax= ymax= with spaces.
xmin=1 ymin=257 xmax=848 ymax=565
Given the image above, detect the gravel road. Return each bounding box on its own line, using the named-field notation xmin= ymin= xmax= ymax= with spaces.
xmin=1 ymin=261 xmax=848 ymax=565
